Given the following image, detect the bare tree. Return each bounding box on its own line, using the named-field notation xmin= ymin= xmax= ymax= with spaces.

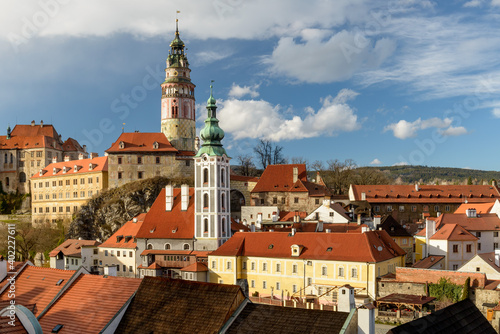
xmin=322 ymin=159 xmax=358 ymax=195
xmin=354 ymin=167 xmax=390 ymax=185
xmin=290 ymin=156 xmax=308 ymax=168
xmin=253 ymin=139 xmax=286 ymax=169
xmin=235 ymin=154 xmax=257 ymax=176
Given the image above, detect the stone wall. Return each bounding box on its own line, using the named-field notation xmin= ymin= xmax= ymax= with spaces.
xmin=394 ymin=267 xmax=486 ymax=287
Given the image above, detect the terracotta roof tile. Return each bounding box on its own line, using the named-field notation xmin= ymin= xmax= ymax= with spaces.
xmin=0 ymin=315 xmax=27 ymax=334
xmin=99 ymin=213 xmax=146 ymax=249
xmin=455 ymin=202 xmax=495 ymax=214
xmin=38 ymin=274 xmax=141 ymax=334
xmin=0 ymin=135 xmax=61 ymax=151
xmin=437 ymin=213 xmax=500 ymax=231
xmin=251 ymin=164 xmax=307 ymax=193
xmin=31 ymin=156 xmax=107 ymax=179
xmin=0 ymin=266 xmax=76 ymax=316
xmin=476 ymin=252 xmax=500 ymax=273
xmin=278 ymin=211 xmax=307 ymax=222
xmin=210 ymin=231 xmax=406 ymax=263
xmin=105 ymin=132 xmax=178 ymax=153
xmin=10 ymin=124 xmax=59 ymax=138
xmin=62 ymin=137 xmax=83 ymax=152
xmin=412 ymin=255 xmax=445 ymax=269
xmin=351 ymin=184 xmax=500 ymax=203
xmin=136 ymin=188 xmax=194 ymax=239
xmin=49 ymin=239 xmax=100 ymax=258
xmin=115 ymin=277 xmax=245 ymax=334
xmin=180 ymin=262 xmax=208 ymax=272
xmin=430 ymin=224 xmax=478 ymax=241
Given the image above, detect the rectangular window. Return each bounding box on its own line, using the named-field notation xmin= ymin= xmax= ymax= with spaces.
xmin=466 ymin=244 xmax=472 ymax=252
xmin=294 ymin=197 xmax=299 ymax=203
xmin=117 ymin=251 xmax=120 ymax=257
xmin=118 ymin=172 xmax=122 ymax=179
xmin=129 ymin=266 xmax=133 ymax=272
xmin=263 ymin=281 xmax=267 ymax=289
xmin=251 ymin=280 xmax=255 ymax=288
xmin=227 ymin=261 xmax=232 ymax=270
xmin=339 ymin=267 xmax=344 ymax=277
xmin=322 ymin=266 xmax=327 ymax=276
xmin=212 ymin=261 xmax=216 ymax=269
xmin=495 ymin=243 xmax=499 ymax=250
xmin=88 ymin=177 xmax=93 ymax=184
xmin=80 ymin=191 xmax=85 ymax=197
xmin=137 ymin=156 xmax=142 ymax=164
xmin=402 ymin=238 xmax=407 ymax=245
xmin=59 ymin=207 xmax=63 ymax=212
xmin=73 ymin=206 xmax=78 ymax=212
xmin=452 ymin=264 xmax=458 ymax=270
xmin=292 ymin=264 xmax=298 ymax=273
xmin=66 ymin=180 xmax=70 ymax=185
xmin=386 ymin=205 xmax=393 ymax=212
xmin=251 ymin=262 xmax=255 ymax=271
xmin=445 ymin=205 xmax=451 ymax=212
xmin=260 ymin=198 xmax=264 ymax=205
xmin=453 ymin=244 xmax=459 ymax=253
xmin=315 ymin=198 xmax=320 ymax=205
xmin=352 ymin=268 xmax=357 ymax=278
xmin=476 ymin=232 xmax=481 ymax=238
xmin=411 ymin=205 xmax=417 ymax=212
xmin=276 ymin=282 xmax=280 ymax=290
xmin=118 ymin=157 xmax=122 ymax=164
xmin=73 ymin=179 xmax=77 ymax=185
xmin=399 ymin=205 xmax=405 ymax=212
xmin=52 ymin=181 xmax=56 ymax=187
xmin=123 ymin=265 xmax=126 ymax=272
xmin=80 ymin=178 xmax=85 ymax=184
xmin=276 ymin=263 xmax=281 ymax=272
xmin=242 ymin=262 xmax=246 ymax=270
xmin=66 ymin=192 xmax=70 ymax=199
xmin=434 ymin=205 xmax=440 ymax=212
xmin=374 ymin=206 xmax=380 ymax=212
xmin=117 ymin=265 xmax=120 ymax=272
xmin=156 ymin=157 xmax=160 ymax=164
xmin=292 ymin=285 xmax=297 ymax=293
xmin=495 ymin=232 xmax=499 ymax=238
xmin=307 ymin=277 xmax=312 ymax=286
xmin=58 ymin=180 xmax=63 ymax=186
xmin=262 ymin=263 xmax=267 ymax=271
xmin=273 ymin=197 xmax=277 ymax=204
xmin=110 ymin=250 xmax=114 ymax=256
xmin=45 ymin=182 xmax=49 ymax=187
xmin=96 ymin=177 xmax=99 ymax=183
xmin=52 ymin=193 xmax=57 ymax=199
xmin=281 ymin=197 xmax=286 ymax=204
xmin=105 ymin=250 xmax=108 ymax=256
xmin=185 ymin=160 xmax=190 ymax=167
xmin=129 ymin=251 xmax=133 ymax=257
xmin=478 ymin=243 xmax=481 ymax=251
xmin=138 ymin=171 xmax=143 ymax=179
xmin=66 ymin=206 xmax=70 ymax=212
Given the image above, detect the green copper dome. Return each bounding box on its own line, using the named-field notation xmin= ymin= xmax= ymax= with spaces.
xmin=196 ymin=84 xmax=228 ymax=157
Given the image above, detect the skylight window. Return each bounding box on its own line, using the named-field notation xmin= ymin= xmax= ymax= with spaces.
xmin=56 ymin=279 xmax=64 ymax=286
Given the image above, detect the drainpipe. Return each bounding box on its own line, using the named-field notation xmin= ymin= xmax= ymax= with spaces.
xmin=366 ymin=262 xmax=370 ymax=299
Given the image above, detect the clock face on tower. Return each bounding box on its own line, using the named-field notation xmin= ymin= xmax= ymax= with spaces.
xmin=173 ymin=71 xmax=178 ymax=76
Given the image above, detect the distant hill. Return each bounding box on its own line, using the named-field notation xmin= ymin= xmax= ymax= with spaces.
xmin=362 ymin=165 xmax=500 ymax=185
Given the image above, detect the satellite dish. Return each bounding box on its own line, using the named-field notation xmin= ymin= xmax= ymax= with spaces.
xmin=377 ymin=246 xmax=383 ymax=251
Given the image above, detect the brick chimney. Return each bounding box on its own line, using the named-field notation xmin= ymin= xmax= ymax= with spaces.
xmin=293 ymin=167 xmax=298 ymax=183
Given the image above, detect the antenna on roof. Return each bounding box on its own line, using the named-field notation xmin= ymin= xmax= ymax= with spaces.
xmin=122 ymin=123 xmax=125 ymax=133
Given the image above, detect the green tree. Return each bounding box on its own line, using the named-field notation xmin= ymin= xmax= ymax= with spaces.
xmin=467 ymin=176 xmax=473 ymax=185
xmin=461 ymin=277 xmax=470 ymax=301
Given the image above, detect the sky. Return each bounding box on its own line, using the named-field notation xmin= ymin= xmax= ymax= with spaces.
xmin=1 ymin=0 xmax=500 ymax=170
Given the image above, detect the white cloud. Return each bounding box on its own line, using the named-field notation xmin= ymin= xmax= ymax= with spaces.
xmin=440 ymin=126 xmax=468 ymax=136
xmin=192 ymin=50 xmax=234 ymax=66
xmin=393 ymin=161 xmax=409 ymax=166
xmin=265 ymin=31 xmax=396 ymax=83
xmin=370 ymin=158 xmax=382 ymax=165
xmin=217 ymin=89 xmax=361 ymax=141
xmin=228 ymin=83 xmax=260 ymax=98
xmin=463 ymin=0 xmax=482 ymax=7
xmin=493 ymin=0 xmax=500 ymax=6
xmin=384 ymin=117 xmax=454 ymax=139
xmin=492 ymin=108 xmax=500 ymax=118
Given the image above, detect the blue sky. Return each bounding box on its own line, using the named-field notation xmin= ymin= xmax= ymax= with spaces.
xmin=1 ymin=0 xmax=500 ymax=170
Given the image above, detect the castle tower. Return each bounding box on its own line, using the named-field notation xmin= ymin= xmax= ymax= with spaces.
xmin=160 ymin=19 xmax=196 ymax=152
xmin=194 ymin=85 xmax=231 ymax=251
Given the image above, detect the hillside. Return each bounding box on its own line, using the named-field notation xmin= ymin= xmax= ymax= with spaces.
xmin=363 ymin=165 xmax=500 ymax=185
xmin=66 ymin=176 xmax=193 ymax=241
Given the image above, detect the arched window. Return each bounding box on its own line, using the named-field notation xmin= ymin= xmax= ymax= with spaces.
xmin=220 ymin=168 xmax=225 ymax=185
xmin=203 ymin=193 xmax=209 ymax=208
xmin=164 ymin=243 xmax=171 ymax=250
xmin=221 ymin=218 xmax=226 ymax=234
xmin=203 ymin=168 xmax=209 ymax=184
xmin=147 ymin=244 xmax=153 ymax=250
xmin=10 ymin=154 xmax=13 ymax=164
xmin=203 ymin=218 xmax=209 ymax=233
xmin=221 ymin=193 xmax=225 ymax=210
xmin=5 ymin=177 xmax=9 ymax=187
xmin=19 ymin=172 xmax=26 ymax=183
xmin=4 ymin=154 xmax=7 ymax=163
xmin=183 ymin=243 xmax=190 ymax=250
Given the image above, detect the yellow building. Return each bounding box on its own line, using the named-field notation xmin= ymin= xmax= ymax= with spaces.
xmin=30 ymin=156 xmax=108 ymax=224
xmin=208 ymin=231 xmax=406 ymax=301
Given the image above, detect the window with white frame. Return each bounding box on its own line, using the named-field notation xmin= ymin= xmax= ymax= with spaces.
xmin=262 ymin=262 xmax=267 ymax=271
xmin=276 ymin=263 xmax=281 ymax=272
xmin=352 ymin=268 xmax=357 ymax=278
xmin=251 ymin=262 xmax=255 ymax=271
xmin=276 ymin=282 xmax=280 ymax=290
xmin=263 ymin=281 xmax=267 ymax=289
xmin=321 ymin=266 xmax=327 ymax=276
xmin=211 ymin=261 xmax=216 ymax=269
xmin=293 ymin=285 xmax=297 ymax=293
xmin=242 ymin=262 xmax=247 ymax=270
xmin=251 ymin=280 xmax=255 ymax=288
xmin=292 ymin=264 xmax=298 ymax=274
xmin=227 ymin=261 xmax=232 ymax=270
xmin=339 ymin=267 xmax=344 ymax=277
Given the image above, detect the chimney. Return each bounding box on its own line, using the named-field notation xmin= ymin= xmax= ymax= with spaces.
xmin=361 ymin=192 xmax=366 ymax=201
xmin=492 ymin=180 xmax=497 ymax=188
xmin=357 ymin=214 xmax=362 ymax=225
xmin=90 ymin=152 xmax=99 ymax=159
xmin=495 ymin=249 xmax=500 ymax=267
xmin=361 ymin=226 xmax=369 ymax=233
xmin=52 ymin=156 xmax=57 ymax=164
xmin=64 ymin=155 xmax=70 ymax=162
xmin=78 ymin=153 xmax=84 ymax=160
xmin=323 ymin=199 xmax=330 ymax=208
xmin=40 ymin=120 xmax=43 ymax=127
xmin=325 ymin=229 xmax=331 ymax=233
xmin=250 ymin=224 xmax=256 ymax=232
xmin=132 ymin=217 xmax=138 ymax=223
xmin=373 ymin=215 xmax=381 ymax=226
xmin=466 ymin=208 xmax=477 ymax=218
xmin=415 ymin=183 xmax=419 ymax=191
xmin=165 ymin=185 xmax=173 ymax=211
xmin=357 ymin=304 xmax=376 ymax=334
xmin=103 ymin=265 xmax=117 ymax=277
xmin=181 ymin=184 xmax=189 ymax=211
xmin=31 ymin=120 xmax=35 ymax=126
xmin=316 ymin=171 xmax=322 ymax=184
xmin=83 ymin=145 xmax=87 ymax=153
xmin=291 ymin=228 xmax=296 ymax=236
xmin=338 ymin=285 xmax=355 ymax=313
xmin=293 ymin=167 xmax=298 ymax=183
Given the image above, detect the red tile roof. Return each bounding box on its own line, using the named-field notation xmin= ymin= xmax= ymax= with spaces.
xmin=454 ymin=202 xmax=495 ymax=214
xmin=231 ymin=218 xmax=250 ymax=232
xmin=10 ymin=124 xmax=59 ymax=138
xmin=136 ymin=187 xmax=194 ymax=239
xmin=0 ymin=265 xmax=76 ymax=316
xmin=429 ymin=224 xmax=478 ymax=241
xmin=437 ymin=213 xmax=500 ymax=231
xmin=251 ymin=164 xmax=307 ymax=193
xmin=351 ymin=184 xmax=500 ymax=203
xmin=38 ymin=274 xmax=141 ymax=334
xmin=412 ymin=255 xmax=445 ymax=269
xmin=105 ymin=132 xmax=178 ymax=153
xmin=180 ymin=262 xmax=208 ymax=272
xmin=140 ymin=250 xmax=193 ymax=256
xmin=49 ymin=239 xmax=100 ymax=258
xmin=0 ymin=315 xmax=27 ymax=334
xmin=62 ymin=137 xmax=84 ymax=152
xmin=31 ymin=156 xmax=108 ymax=179
xmin=476 ymin=252 xmax=500 ymax=273
xmin=279 ymin=211 xmax=307 ymax=222
xmin=0 ymin=135 xmax=62 ymax=150
xmin=99 ymin=214 xmax=146 ymax=249
xmin=210 ymin=231 xmax=406 ymax=263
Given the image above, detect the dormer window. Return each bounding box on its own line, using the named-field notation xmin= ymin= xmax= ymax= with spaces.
xmin=39 ymin=169 xmax=44 ymax=176
xmin=73 ymin=165 xmax=78 ymax=172
xmin=89 ymin=163 xmax=93 ymax=171
xmin=153 ymin=141 xmax=159 ymax=149
xmin=63 ymin=166 xmax=67 ymax=174
xmin=119 ymin=141 xmax=125 ymax=149
xmin=53 ymin=167 xmax=57 ymax=175
xmin=291 ymin=244 xmax=303 ymax=257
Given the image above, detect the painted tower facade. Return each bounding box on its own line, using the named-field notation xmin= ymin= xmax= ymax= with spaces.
xmin=194 ymin=86 xmax=231 ymax=251
xmin=160 ymin=21 xmax=196 ymax=152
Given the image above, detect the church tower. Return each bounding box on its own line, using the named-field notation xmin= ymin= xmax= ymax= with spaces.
xmin=194 ymin=85 xmax=231 ymax=251
xmin=160 ymin=20 xmax=196 ymax=152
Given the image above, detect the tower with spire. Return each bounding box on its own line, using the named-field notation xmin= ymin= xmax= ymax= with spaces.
xmin=194 ymin=84 xmax=231 ymax=250
xmin=160 ymin=19 xmax=196 ymax=152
